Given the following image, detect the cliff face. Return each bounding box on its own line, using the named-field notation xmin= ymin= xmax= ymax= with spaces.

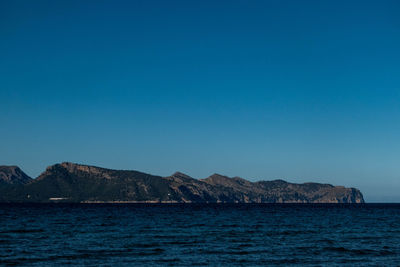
xmin=0 ymin=162 xmax=365 ymax=203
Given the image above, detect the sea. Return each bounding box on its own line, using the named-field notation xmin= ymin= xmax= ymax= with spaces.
xmin=0 ymin=203 xmax=399 ymax=266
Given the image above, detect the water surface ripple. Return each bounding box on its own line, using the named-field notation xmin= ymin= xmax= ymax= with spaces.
xmin=0 ymin=204 xmax=399 ymax=266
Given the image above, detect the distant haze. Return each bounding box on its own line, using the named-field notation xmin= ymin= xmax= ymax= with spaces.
xmin=1 ymin=0 xmax=399 ymax=202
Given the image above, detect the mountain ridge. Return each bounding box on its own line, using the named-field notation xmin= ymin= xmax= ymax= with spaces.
xmin=0 ymin=162 xmax=365 ymax=203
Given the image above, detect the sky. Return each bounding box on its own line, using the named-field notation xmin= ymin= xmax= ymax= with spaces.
xmin=1 ymin=0 xmax=399 ymax=202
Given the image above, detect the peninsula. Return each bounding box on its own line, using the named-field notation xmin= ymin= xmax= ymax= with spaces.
xmin=0 ymin=162 xmax=364 ymax=203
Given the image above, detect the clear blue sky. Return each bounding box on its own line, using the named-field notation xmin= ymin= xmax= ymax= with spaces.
xmin=1 ymin=0 xmax=399 ymax=202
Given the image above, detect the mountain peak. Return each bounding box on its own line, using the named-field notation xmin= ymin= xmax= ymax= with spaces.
xmin=202 ymin=173 xmax=236 ymax=186
xmin=37 ymin=162 xmax=114 ymax=182
xmin=171 ymin=171 xmax=192 ymax=179
xmin=0 ymin=165 xmax=32 ymax=185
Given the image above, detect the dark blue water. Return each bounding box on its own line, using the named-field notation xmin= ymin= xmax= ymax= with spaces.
xmin=1 ymin=204 xmax=399 ymax=266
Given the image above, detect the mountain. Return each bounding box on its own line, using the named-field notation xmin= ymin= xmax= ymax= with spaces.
xmin=0 ymin=166 xmax=32 ymax=185
xmin=0 ymin=162 xmax=364 ymax=203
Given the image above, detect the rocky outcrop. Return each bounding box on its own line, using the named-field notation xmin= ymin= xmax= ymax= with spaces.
xmin=0 ymin=166 xmax=32 ymax=185
xmin=0 ymin=162 xmax=365 ymax=203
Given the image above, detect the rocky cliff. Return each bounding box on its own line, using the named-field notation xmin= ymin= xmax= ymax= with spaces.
xmin=0 ymin=162 xmax=364 ymax=203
